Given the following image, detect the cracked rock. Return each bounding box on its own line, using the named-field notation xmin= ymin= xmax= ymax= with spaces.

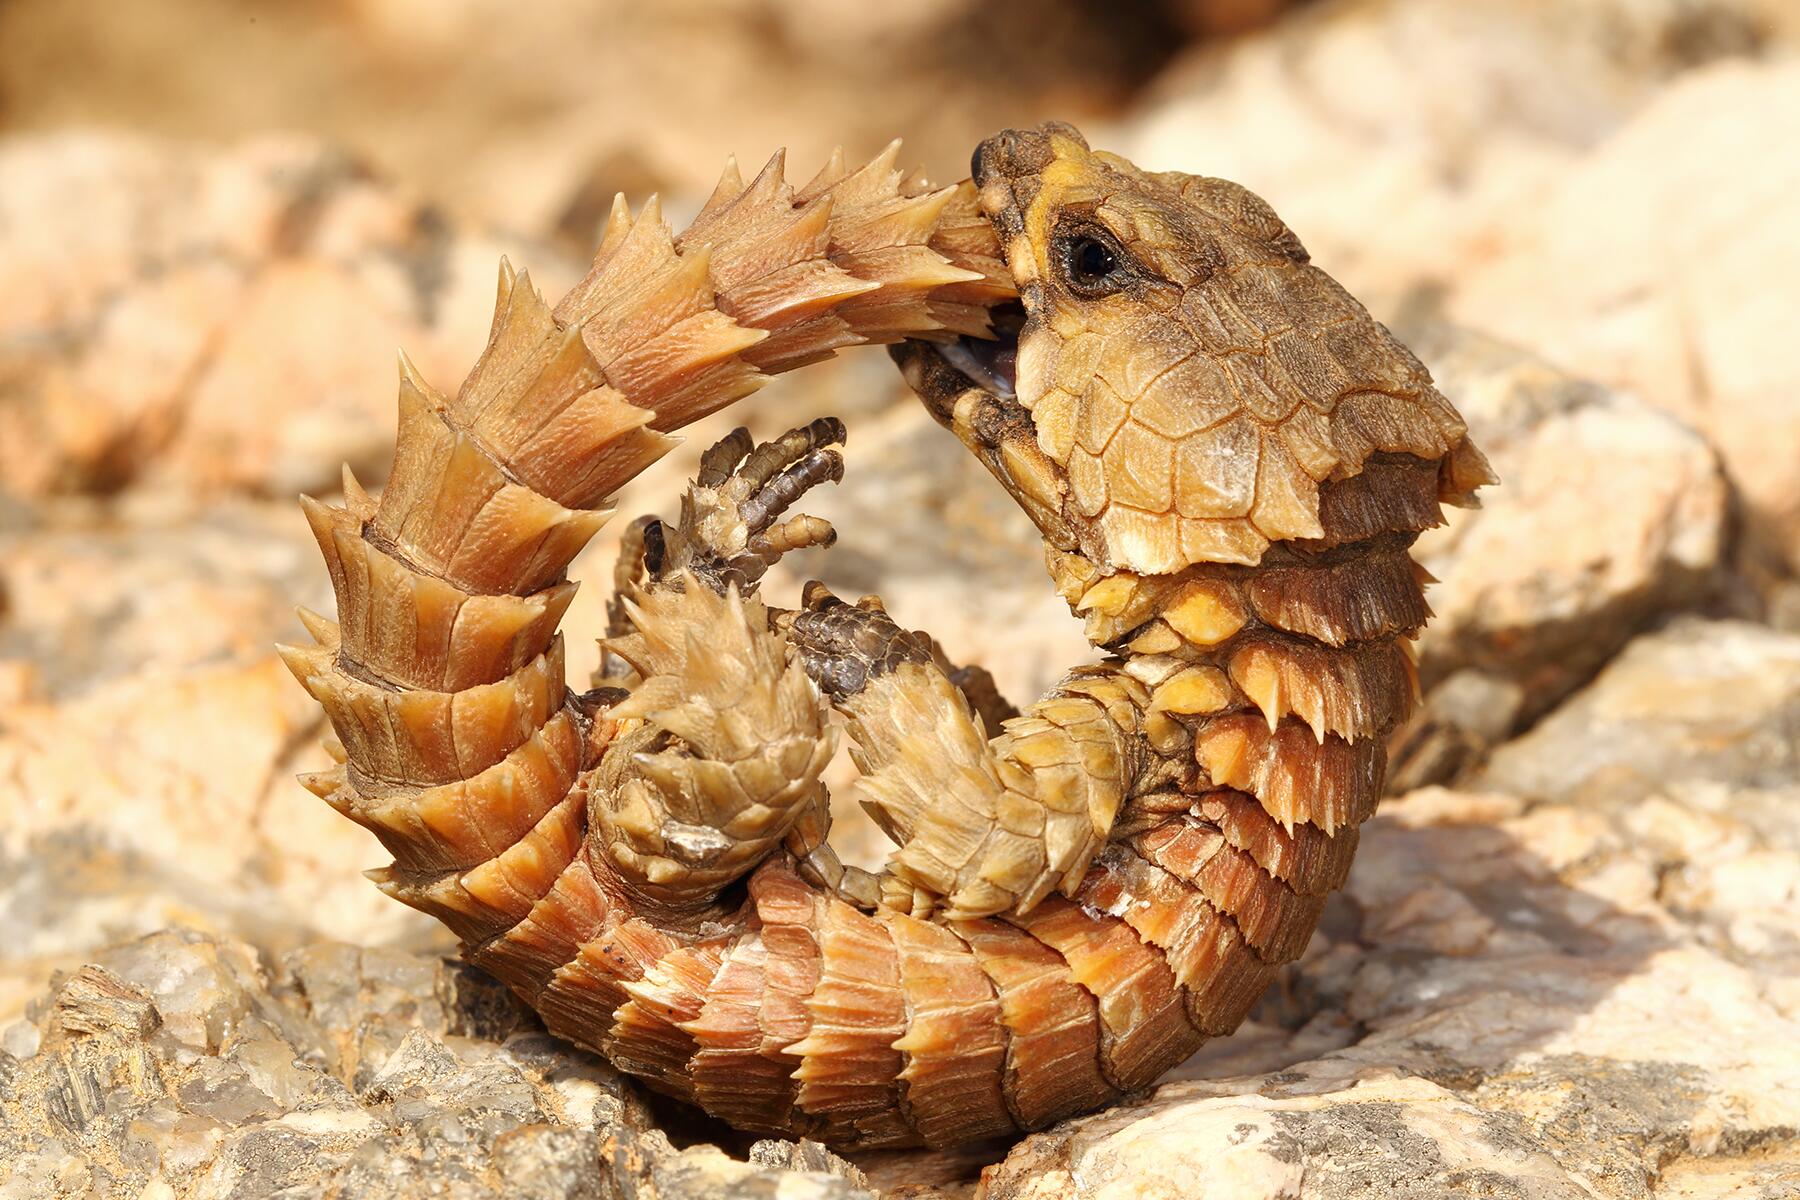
xmin=0 ymin=932 xmax=875 ymax=1199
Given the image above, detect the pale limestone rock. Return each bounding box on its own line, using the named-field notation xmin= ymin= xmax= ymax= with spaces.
xmin=984 ymin=1065 xmax=1592 ymax=1200
xmin=0 ymin=0 xmax=1161 ymax=240
xmin=0 ymin=132 xmax=575 ymax=499
xmin=1479 ymin=618 xmax=1800 ymax=802
xmin=980 ymin=775 xmax=1800 ymax=1198
xmin=0 ymin=497 xmax=330 ymax=700
xmin=1117 ymin=0 xmax=1794 ymax=313
xmin=1407 ymin=326 xmax=1729 ymax=722
xmin=0 ymin=932 xmax=875 ymax=1200
xmin=0 ymin=657 xmax=439 ymax=1023
xmin=1445 ymin=60 xmax=1800 ymax=572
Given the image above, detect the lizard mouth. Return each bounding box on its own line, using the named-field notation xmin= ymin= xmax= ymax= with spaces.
xmin=891 ymin=300 xmax=1028 ymax=431
xmin=930 ymin=301 xmax=1023 ymax=400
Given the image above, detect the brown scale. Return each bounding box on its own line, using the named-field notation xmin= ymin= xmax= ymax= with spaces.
xmin=1244 ymin=548 xmax=1433 ymax=647
xmin=287 ymin=122 xmax=1492 ymax=1148
xmin=880 ymin=909 xmax=1014 ymax=1146
xmin=1195 ymin=790 xmax=1362 ymax=896
xmin=466 ymin=855 xmax=612 ymax=997
xmin=1005 ymin=894 xmax=1204 ymax=1093
xmin=609 ymin=940 xmax=730 ymax=1102
xmin=748 ymin=861 xmax=826 ymax=1134
xmin=951 ymin=917 xmax=1115 ymax=1130
xmin=370 ymin=788 xmax=590 ymax=944
xmin=790 ymin=896 xmax=911 ymax=1146
xmin=1195 ymin=716 xmax=1388 ymax=835
xmin=1126 ymin=822 xmax=1325 ymax=964
xmin=684 ymin=931 xmax=796 ymax=1134
xmin=1080 ymin=843 xmax=1275 ymax=1036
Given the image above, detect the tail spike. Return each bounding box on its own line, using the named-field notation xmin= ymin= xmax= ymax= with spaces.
xmin=696 ymin=154 xmax=748 ymax=223
xmin=274 ymin=642 xmax=322 ymax=688
xmin=797 ymin=145 xmax=852 ymax=202
xmin=295 ymin=607 xmax=339 ymax=647
xmin=340 ymin=465 xmax=372 ymax=512
xmin=297 ymin=770 xmax=343 ymax=800
xmin=598 ymin=193 xmax=634 ymax=259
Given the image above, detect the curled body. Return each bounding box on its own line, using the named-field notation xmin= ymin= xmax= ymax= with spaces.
xmin=286 ymin=123 xmax=1492 ymax=1148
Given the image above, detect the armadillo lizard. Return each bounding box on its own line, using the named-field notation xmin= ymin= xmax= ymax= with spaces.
xmin=285 ymin=122 xmax=1493 ymax=1149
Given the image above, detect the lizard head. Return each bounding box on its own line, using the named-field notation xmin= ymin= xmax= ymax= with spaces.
xmin=894 ymin=121 xmax=1490 ymax=578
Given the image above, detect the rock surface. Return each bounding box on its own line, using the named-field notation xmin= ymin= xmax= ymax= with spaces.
xmin=0 ymin=497 xmax=446 ymax=1024
xmin=0 ymin=133 xmax=576 ymax=499
xmin=0 ymin=0 xmax=1173 ymax=240
xmin=1479 ymin=617 xmax=1800 ymax=805
xmin=0 ymin=498 xmax=331 ymax=701
xmin=1408 ymin=325 xmax=1728 ymax=714
xmin=0 ymin=931 xmax=877 ymax=1199
xmin=1117 ymin=0 xmax=1799 ymax=312
xmin=1444 ymin=61 xmax=1800 ymax=575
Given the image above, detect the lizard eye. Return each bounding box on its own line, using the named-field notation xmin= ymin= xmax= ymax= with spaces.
xmin=1060 ymin=231 xmax=1127 ymax=297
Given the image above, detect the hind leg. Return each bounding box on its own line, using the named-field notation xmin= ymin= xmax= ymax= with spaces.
xmin=783 ymin=584 xmax=1140 ymax=921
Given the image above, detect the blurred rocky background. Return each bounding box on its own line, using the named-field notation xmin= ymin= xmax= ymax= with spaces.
xmin=2 ymin=1 xmax=1799 ymax=1197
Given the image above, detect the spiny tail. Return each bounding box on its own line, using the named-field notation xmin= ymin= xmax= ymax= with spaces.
xmin=282 ymin=142 xmax=1001 ymax=1014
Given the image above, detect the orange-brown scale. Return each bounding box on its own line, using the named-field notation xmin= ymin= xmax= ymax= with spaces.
xmin=749 ymin=860 xmax=826 ymax=1137
xmin=881 ymin=910 xmax=1015 ymax=1146
xmin=1079 ymin=843 xmax=1275 ymax=1036
xmin=684 ymin=930 xmax=801 ymax=1135
xmin=789 ymin=895 xmax=911 ymax=1146
xmin=952 ymin=917 xmax=1117 ymax=1130
xmin=471 ymin=854 xmax=616 ymax=1006
xmin=1005 ymin=893 xmax=1204 ymax=1093
xmin=609 ymin=940 xmax=731 ymax=1102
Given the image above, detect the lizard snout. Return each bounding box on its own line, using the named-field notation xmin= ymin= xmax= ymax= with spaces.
xmin=972 ymin=127 xmax=1054 ymax=187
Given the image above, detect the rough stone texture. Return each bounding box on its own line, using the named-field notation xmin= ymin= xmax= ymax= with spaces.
xmin=3 ymin=0 xmax=1800 ymax=1195
xmin=0 ymin=497 xmax=331 ymax=702
xmin=1479 ymin=617 xmax=1800 ymax=805
xmin=1404 ymin=324 xmax=1730 ymax=723
xmin=0 ymin=629 xmax=443 ymax=1026
xmin=0 ymin=931 xmax=877 ymax=1200
xmin=0 ymin=0 xmax=1170 ymax=238
xmin=0 ymin=133 xmax=576 ymax=499
xmin=1117 ymin=0 xmax=1799 ymax=312
xmin=1445 ymin=61 xmax=1800 ymax=575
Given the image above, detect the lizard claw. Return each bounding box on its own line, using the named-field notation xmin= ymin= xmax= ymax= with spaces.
xmin=664 ymin=419 xmax=846 ymax=594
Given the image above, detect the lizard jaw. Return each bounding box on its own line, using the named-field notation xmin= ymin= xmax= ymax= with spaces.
xmin=933 ymin=301 xmax=1023 ymax=400
xmin=890 ymin=326 xmax=1083 ymax=562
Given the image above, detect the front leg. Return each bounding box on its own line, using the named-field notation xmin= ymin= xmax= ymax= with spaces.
xmin=597 ymin=419 xmax=843 ymax=682
xmin=589 ymin=423 xmax=847 ymax=915
xmin=784 ymin=584 xmax=1145 ymax=920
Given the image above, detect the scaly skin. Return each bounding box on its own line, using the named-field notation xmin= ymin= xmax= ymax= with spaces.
xmin=287 ymin=122 xmax=1493 ymax=1149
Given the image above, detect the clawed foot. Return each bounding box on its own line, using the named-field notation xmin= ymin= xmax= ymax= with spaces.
xmin=782 ymin=583 xmax=935 ymax=700
xmin=649 ymin=418 xmax=848 ymax=597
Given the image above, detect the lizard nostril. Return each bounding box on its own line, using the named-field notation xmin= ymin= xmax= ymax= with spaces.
xmin=975 ymin=128 xmax=1054 ymax=185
